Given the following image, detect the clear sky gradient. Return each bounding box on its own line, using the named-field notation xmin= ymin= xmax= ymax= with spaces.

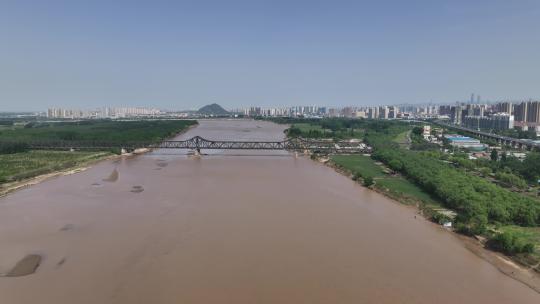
xmin=1 ymin=0 xmax=539 ymax=111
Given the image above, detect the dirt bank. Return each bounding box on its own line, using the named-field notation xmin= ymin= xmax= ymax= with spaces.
xmin=0 ymin=124 xmax=198 ymax=199
xmin=0 ymin=154 xmax=120 ymax=199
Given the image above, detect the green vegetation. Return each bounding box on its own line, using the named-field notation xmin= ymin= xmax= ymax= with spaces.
xmin=0 ymin=120 xmax=197 ymax=144
xmin=376 ymin=177 xmax=439 ymax=204
xmin=0 ymin=151 xmax=111 ymax=183
xmin=369 ymin=140 xmax=540 ymax=233
xmin=494 ymin=171 xmax=528 ymax=189
xmin=292 ymin=123 xmax=327 ymax=133
xmin=490 ymin=149 xmax=498 ymax=161
xmin=0 ymin=119 xmax=197 ymax=185
xmin=488 ymin=230 xmax=535 ymax=255
xmin=277 ymin=117 xmax=539 ymax=263
xmin=393 ymin=130 xmax=409 ymax=148
xmin=331 ymin=154 xmax=440 ymax=206
xmin=363 ymin=176 xmax=374 ymax=187
xmin=409 ymin=126 xmax=439 ymax=151
xmin=492 ymin=226 xmax=540 ymax=269
xmin=0 ymin=142 xmax=29 ymax=154
xmin=332 ymin=155 xmax=385 ymax=178
xmin=267 ymin=117 xmax=367 ymax=139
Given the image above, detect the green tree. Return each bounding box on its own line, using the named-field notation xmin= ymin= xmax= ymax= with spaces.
xmin=488 ymin=231 xmax=535 ymax=255
xmin=490 ymin=149 xmax=498 ymax=161
xmin=479 ymin=167 xmax=492 ymax=177
xmin=363 ymin=176 xmax=374 ymax=187
xmin=521 ymin=153 xmax=540 ymax=182
xmin=412 ymin=126 xmax=423 ymax=136
xmin=500 ymin=152 xmax=507 ymax=162
xmin=287 ymin=127 xmax=302 ymax=137
xmin=388 ymin=159 xmax=403 ymax=172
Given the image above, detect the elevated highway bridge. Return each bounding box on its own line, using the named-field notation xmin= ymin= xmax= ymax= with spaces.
xmin=433 ymin=121 xmax=540 ymax=151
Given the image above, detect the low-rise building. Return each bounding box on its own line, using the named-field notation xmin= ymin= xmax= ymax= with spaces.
xmin=444 ymin=135 xmax=486 ymax=151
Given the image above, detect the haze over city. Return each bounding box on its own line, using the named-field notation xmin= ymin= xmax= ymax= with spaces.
xmin=2 ymin=0 xmax=540 ymax=111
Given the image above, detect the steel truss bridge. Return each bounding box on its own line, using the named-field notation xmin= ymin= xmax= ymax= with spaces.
xmin=13 ymin=136 xmax=371 ymax=154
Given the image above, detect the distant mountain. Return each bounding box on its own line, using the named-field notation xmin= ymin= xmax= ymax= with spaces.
xmin=197 ymin=103 xmax=229 ymax=115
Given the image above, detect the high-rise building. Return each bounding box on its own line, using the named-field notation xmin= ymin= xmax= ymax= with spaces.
xmin=451 ymin=105 xmax=463 ymax=125
xmin=495 ymin=102 xmax=512 ymax=115
xmin=439 ymin=105 xmax=452 ymax=115
xmin=387 ymin=106 xmax=399 ymax=119
xmin=367 ymin=107 xmax=379 ymax=119
xmin=512 ymin=101 xmax=540 ymax=130
xmin=379 ymin=106 xmax=388 ymax=119
xmin=526 ymin=101 xmax=540 ymax=124
xmin=514 ymin=102 xmax=528 ymax=123
xmin=463 ymin=114 xmax=514 ymax=130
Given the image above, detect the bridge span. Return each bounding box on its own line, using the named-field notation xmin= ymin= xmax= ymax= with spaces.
xmin=12 ymin=136 xmax=371 ymax=154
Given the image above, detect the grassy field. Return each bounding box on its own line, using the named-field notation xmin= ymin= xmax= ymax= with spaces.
xmin=0 ymin=120 xmax=197 ymax=143
xmin=0 ymin=120 xmax=198 ymax=185
xmin=0 ymin=151 xmax=112 ymax=183
xmin=393 ymin=130 xmax=410 ymax=148
xmin=293 ymin=123 xmax=326 ymax=133
xmin=376 ymin=177 xmax=440 ymax=206
xmin=331 ymin=154 xmax=386 ymax=178
xmin=289 ymin=122 xmax=364 ymax=139
xmin=498 ymin=225 xmax=540 ymax=270
xmin=331 ymin=154 xmax=441 ymax=206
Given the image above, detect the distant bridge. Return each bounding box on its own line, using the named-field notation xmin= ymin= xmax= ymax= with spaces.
xmin=13 ymin=136 xmax=371 ymax=154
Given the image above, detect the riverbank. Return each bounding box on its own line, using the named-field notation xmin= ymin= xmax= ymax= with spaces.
xmin=315 ymin=154 xmax=540 ymax=293
xmin=0 ymin=120 xmax=199 ymax=199
xmin=0 ymin=151 xmax=118 ymax=198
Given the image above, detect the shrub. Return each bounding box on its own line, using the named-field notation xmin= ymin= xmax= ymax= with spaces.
xmin=488 ymin=231 xmax=535 ymax=255
xmin=0 ymin=142 xmax=29 ymax=154
xmin=363 ymin=176 xmax=374 ymax=187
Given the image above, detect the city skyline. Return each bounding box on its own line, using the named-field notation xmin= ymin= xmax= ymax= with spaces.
xmin=2 ymin=1 xmax=540 ymax=111
xmin=5 ymin=93 xmax=540 ymax=113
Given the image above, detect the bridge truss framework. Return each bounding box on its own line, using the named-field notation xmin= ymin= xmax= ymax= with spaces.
xmin=11 ymin=136 xmax=371 ymax=154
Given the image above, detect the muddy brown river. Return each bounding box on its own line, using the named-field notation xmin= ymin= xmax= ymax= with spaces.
xmin=0 ymin=120 xmax=539 ymax=303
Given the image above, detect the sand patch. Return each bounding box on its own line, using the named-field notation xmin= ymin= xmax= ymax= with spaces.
xmin=59 ymin=224 xmax=75 ymax=232
xmin=103 ymin=168 xmax=119 ymax=182
xmin=56 ymin=257 xmax=67 ymax=268
xmin=130 ymin=186 xmax=144 ymax=193
xmin=6 ymin=254 xmax=42 ymax=277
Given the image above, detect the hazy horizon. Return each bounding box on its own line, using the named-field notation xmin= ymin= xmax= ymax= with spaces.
xmin=1 ymin=0 xmax=540 ymax=111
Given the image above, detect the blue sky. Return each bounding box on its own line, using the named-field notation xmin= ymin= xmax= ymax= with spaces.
xmin=1 ymin=0 xmax=539 ymax=111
